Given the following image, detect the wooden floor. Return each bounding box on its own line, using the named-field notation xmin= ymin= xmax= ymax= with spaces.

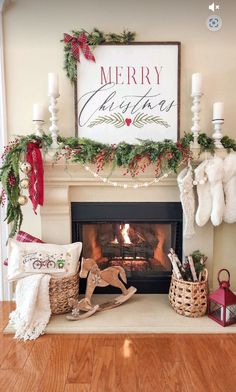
xmin=1 ymin=302 xmax=236 ymax=392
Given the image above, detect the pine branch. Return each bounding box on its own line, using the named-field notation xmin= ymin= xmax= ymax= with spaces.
xmin=88 ymin=113 xmax=125 ymax=128
xmin=197 ymin=133 xmax=215 ymax=154
xmin=133 ymin=113 xmax=170 ymax=128
xmin=221 ymin=136 xmax=236 ymax=152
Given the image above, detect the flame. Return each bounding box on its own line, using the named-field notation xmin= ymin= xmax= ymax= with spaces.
xmin=121 ymin=224 xmax=132 ymax=244
xmin=111 ymin=236 xmax=119 ymax=244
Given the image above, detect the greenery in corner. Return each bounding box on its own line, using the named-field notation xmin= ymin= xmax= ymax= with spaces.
xmin=63 ymin=28 xmax=136 ymax=82
xmin=1 ymin=131 xmax=236 ymax=237
xmin=182 ymin=250 xmax=207 ymax=282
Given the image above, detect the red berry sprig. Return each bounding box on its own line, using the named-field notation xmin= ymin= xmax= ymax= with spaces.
xmin=94 ymin=149 xmax=108 ymax=172
xmin=8 ymin=174 xmax=16 ymax=187
xmin=1 ymin=138 xmax=20 ymax=160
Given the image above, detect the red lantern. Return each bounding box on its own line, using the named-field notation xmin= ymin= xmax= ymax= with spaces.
xmin=208 ymin=269 xmax=236 ymax=327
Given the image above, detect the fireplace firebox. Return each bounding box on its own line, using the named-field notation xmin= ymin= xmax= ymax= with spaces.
xmin=72 ymin=202 xmax=182 ymax=293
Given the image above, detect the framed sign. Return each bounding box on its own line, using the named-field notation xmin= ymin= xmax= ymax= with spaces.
xmin=76 ymin=42 xmax=180 ymax=144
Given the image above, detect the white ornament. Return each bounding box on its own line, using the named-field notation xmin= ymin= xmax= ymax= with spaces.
xmin=18 ymin=195 xmax=28 ymax=206
xmin=20 ymin=178 xmax=29 ymax=189
xmin=20 ymin=162 xmax=32 ymax=174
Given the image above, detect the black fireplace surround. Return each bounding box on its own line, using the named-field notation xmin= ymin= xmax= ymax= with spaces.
xmin=72 ymin=202 xmax=182 ymax=294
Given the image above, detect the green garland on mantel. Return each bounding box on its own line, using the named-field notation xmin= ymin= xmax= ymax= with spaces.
xmin=0 ymin=132 xmax=236 ymax=238
xmin=63 ymin=28 xmax=136 ymax=82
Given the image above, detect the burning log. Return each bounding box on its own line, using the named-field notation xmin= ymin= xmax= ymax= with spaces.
xmin=102 ymin=243 xmax=154 ymax=260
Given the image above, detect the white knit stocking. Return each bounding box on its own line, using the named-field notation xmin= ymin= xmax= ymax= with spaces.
xmin=194 ymin=160 xmax=212 ymax=227
xmin=223 ymin=152 xmax=236 ymax=223
xmin=177 ymin=166 xmax=195 ymax=238
xmin=205 ymin=156 xmax=225 ymax=226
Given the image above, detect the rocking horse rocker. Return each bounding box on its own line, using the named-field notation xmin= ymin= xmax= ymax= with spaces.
xmin=67 ymin=258 xmax=137 ymax=321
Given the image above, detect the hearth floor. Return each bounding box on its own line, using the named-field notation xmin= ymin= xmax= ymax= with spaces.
xmin=4 ymin=294 xmax=236 ymax=334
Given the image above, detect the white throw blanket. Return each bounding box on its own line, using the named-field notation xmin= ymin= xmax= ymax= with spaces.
xmin=9 ymin=274 xmax=51 ymax=341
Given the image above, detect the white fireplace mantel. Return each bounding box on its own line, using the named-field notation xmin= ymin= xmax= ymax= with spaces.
xmin=40 ymin=159 xmax=214 ymax=288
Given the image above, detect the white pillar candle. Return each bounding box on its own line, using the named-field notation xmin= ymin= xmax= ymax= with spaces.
xmin=48 ymin=73 xmax=59 ymax=96
xmin=213 ymin=102 xmax=224 ymax=120
xmin=32 ymin=103 xmax=46 ymax=121
xmin=192 ymin=73 xmax=202 ymax=95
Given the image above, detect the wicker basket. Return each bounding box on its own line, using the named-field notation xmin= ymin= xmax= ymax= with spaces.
xmin=49 ymin=271 xmax=79 ymax=315
xmin=168 ymin=269 xmax=208 ymax=317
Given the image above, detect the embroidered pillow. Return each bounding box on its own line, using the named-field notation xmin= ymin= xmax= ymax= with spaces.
xmin=8 ymin=239 xmax=82 ymax=281
xmin=3 ymin=231 xmax=44 ymax=267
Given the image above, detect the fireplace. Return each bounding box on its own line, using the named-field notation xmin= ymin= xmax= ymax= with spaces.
xmin=72 ymin=202 xmax=182 ymax=293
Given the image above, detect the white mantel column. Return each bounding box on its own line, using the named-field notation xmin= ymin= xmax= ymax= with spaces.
xmin=40 ymin=185 xmax=71 ymax=244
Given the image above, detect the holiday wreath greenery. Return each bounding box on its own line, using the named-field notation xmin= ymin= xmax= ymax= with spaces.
xmin=63 ymin=28 xmax=136 ymax=83
xmin=0 ymin=132 xmax=236 ymax=237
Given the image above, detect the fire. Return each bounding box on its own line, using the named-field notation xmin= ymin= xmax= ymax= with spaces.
xmin=111 ymin=223 xmax=132 ymax=244
xmin=121 ymin=223 xmax=131 ymax=244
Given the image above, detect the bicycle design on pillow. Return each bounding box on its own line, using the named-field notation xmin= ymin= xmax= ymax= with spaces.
xmin=23 ymin=252 xmax=65 ymax=270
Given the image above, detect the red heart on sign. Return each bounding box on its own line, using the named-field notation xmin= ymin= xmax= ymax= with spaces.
xmin=125 ymin=118 xmax=132 ymax=126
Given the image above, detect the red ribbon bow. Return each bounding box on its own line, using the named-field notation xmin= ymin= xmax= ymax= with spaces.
xmin=26 ymin=142 xmax=44 ymax=214
xmin=64 ymin=32 xmax=95 ymax=63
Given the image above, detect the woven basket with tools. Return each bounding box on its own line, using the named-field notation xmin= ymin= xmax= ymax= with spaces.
xmin=49 ymin=271 xmax=79 ymax=315
xmin=168 ymin=268 xmax=208 ymax=317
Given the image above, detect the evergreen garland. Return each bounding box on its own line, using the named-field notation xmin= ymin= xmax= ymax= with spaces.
xmin=197 ymin=133 xmax=215 ymax=154
xmin=221 ymin=136 xmax=236 ymax=152
xmin=1 ymin=132 xmax=236 ymax=237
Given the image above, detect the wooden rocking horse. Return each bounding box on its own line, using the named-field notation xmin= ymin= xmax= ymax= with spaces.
xmin=67 ymin=258 xmax=137 ymax=321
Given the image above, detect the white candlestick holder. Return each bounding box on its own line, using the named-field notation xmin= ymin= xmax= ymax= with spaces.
xmin=212 ymin=119 xmax=224 ymax=148
xmin=191 ymin=93 xmax=203 ymax=148
xmin=48 ymin=94 xmax=60 ymax=148
xmin=33 ymin=120 xmax=45 ymax=137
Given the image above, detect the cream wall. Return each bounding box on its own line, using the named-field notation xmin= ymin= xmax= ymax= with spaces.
xmin=3 ymin=0 xmax=236 ymax=288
